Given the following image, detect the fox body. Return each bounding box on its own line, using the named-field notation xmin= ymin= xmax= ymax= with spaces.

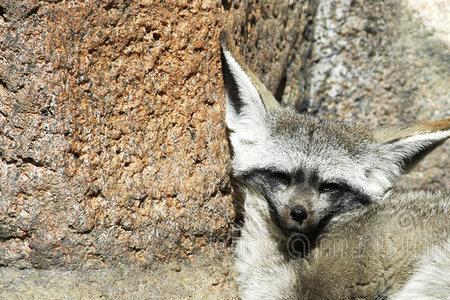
xmin=238 ymin=189 xmax=450 ymax=299
xmin=220 ymin=32 xmax=450 ymax=299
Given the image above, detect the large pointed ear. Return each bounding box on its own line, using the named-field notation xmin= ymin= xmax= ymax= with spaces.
xmin=374 ymin=118 xmax=450 ymax=175
xmin=220 ymin=31 xmax=280 ymax=137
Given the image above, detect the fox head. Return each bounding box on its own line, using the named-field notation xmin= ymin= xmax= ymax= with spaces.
xmin=221 ymin=32 xmax=450 ymax=236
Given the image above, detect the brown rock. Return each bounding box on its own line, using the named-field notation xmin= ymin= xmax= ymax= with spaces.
xmin=0 ymin=0 xmax=309 ymax=270
xmin=0 ymin=0 xmax=448 ymax=287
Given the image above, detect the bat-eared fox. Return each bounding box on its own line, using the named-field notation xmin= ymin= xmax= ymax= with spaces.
xmin=220 ymin=31 xmax=450 ymax=299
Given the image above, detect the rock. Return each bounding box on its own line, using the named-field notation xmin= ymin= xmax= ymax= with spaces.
xmin=0 ymin=0 xmax=448 ymax=292
xmin=0 ymin=0 xmax=308 ymax=270
xmin=278 ymin=0 xmax=450 ymax=190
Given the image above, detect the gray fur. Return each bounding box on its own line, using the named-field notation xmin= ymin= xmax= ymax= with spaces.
xmin=238 ymin=189 xmax=450 ymax=299
xmin=221 ymin=34 xmax=450 ymax=299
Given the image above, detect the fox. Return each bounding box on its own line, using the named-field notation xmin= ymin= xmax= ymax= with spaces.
xmin=220 ymin=31 xmax=450 ymax=300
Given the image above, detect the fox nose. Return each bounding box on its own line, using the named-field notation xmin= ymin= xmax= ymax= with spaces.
xmin=290 ymin=206 xmax=308 ymax=223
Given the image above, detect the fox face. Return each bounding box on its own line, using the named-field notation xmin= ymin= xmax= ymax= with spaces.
xmin=221 ymin=33 xmax=450 ymax=236
xmin=232 ymin=112 xmax=376 ymax=235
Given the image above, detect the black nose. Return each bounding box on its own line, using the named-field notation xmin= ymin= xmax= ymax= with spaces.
xmin=290 ymin=206 xmax=308 ymax=223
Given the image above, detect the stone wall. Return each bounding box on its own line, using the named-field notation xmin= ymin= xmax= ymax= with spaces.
xmin=0 ymin=0 xmax=449 ymax=274
xmin=282 ymin=0 xmax=450 ymax=190
xmin=0 ymin=0 xmax=310 ymax=269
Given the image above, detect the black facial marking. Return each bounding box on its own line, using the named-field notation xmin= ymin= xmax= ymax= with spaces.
xmin=318 ymin=181 xmax=351 ymax=194
xmin=237 ymin=168 xmax=295 ymax=233
xmin=292 ymin=169 xmax=305 ymax=184
xmin=239 ymin=167 xmax=292 ymax=197
xmin=318 ymin=178 xmax=371 ymax=205
xmin=325 ymin=186 xmax=371 ymax=218
xmin=308 ymin=170 xmax=319 ymax=186
xmin=270 ymin=171 xmax=291 ymax=186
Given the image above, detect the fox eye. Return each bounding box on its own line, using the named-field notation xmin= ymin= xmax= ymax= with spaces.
xmin=270 ymin=171 xmax=291 ymax=185
xmin=319 ymin=182 xmax=348 ymax=194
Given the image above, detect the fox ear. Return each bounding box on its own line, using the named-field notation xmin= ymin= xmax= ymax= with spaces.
xmin=375 ymin=118 xmax=450 ymax=175
xmin=220 ymin=31 xmax=280 ymax=138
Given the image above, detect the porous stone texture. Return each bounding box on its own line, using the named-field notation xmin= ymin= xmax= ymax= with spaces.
xmin=0 ymin=0 xmax=449 ymax=298
xmin=0 ymin=0 xmax=309 ymax=270
xmin=0 ymin=0 xmax=233 ymax=270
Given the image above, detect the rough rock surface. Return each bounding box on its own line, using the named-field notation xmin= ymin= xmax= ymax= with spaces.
xmin=1 ymin=0 xmax=231 ymax=270
xmin=0 ymin=253 xmax=237 ymax=300
xmin=0 ymin=0 xmax=449 ymax=299
xmin=0 ymin=0 xmax=309 ymax=269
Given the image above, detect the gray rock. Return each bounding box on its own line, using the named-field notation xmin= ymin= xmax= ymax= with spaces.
xmin=278 ymin=0 xmax=450 ymax=189
xmin=0 ymin=1 xmax=448 ymax=297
